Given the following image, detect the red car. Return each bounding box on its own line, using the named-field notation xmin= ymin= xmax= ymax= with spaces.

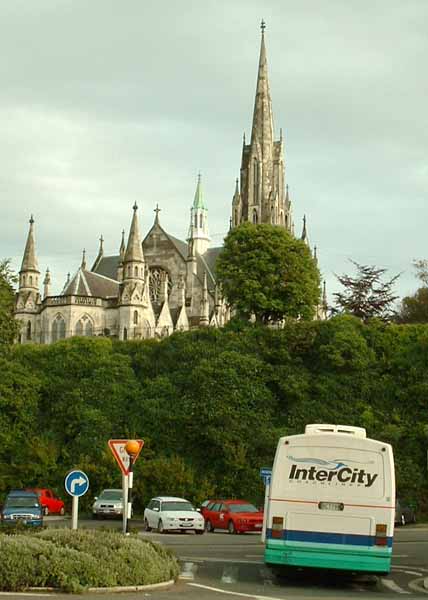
xmin=26 ymin=488 xmax=65 ymax=516
xmin=201 ymin=499 xmax=263 ymax=534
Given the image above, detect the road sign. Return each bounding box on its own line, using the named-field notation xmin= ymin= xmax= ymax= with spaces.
xmin=260 ymin=467 xmax=272 ymax=486
xmin=108 ymin=439 xmax=144 ymax=475
xmin=65 ymin=470 xmax=89 ymax=497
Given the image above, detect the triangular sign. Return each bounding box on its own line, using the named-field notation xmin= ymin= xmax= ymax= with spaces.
xmin=108 ymin=439 xmax=144 ymax=475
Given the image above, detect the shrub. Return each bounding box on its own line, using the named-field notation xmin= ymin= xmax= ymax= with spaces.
xmin=0 ymin=529 xmax=179 ymax=592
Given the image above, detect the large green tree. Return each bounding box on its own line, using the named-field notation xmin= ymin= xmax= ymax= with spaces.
xmin=0 ymin=259 xmax=19 ymax=350
xmin=397 ymin=259 xmax=428 ymax=324
xmin=216 ymin=223 xmax=321 ymax=322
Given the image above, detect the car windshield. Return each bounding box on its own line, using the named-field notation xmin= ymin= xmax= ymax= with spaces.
xmin=228 ymin=503 xmax=258 ymax=513
xmin=99 ymin=491 xmax=122 ymax=501
xmin=5 ymin=497 xmax=39 ymax=508
xmin=161 ymin=501 xmax=194 ymax=512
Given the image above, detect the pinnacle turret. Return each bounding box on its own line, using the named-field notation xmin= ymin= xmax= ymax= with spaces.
xmin=19 ymin=215 xmax=40 ymax=291
xmin=124 ymin=203 xmax=144 ymax=264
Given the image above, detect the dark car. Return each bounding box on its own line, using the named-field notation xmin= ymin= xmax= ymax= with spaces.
xmin=1 ymin=490 xmax=43 ymax=527
xmin=395 ymin=498 xmax=416 ymax=526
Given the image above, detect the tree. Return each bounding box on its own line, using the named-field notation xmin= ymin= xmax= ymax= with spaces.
xmin=0 ymin=259 xmax=19 ymax=350
xmin=216 ymin=223 xmax=321 ymax=322
xmin=333 ymin=260 xmax=399 ymax=321
xmin=397 ymin=259 xmax=428 ymax=323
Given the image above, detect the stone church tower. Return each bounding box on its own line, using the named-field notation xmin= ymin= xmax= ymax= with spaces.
xmin=232 ymin=22 xmax=293 ymax=232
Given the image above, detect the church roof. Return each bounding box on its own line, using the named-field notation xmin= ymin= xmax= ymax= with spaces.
xmin=93 ymin=255 xmax=120 ymax=280
xmin=63 ymin=268 xmax=119 ymax=298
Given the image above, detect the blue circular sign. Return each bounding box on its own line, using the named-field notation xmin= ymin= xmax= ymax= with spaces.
xmin=65 ymin=470 xmax=89 ymax=497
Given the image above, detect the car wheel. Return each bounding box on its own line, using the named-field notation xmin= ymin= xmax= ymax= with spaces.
xmin=143 ymin=518 xmax=152 ymax=532
xmin=401 ymin=514 xmax=406 ymax=526
xmin=92 ymin=513 xmax=98 ymax=520
xmin=228 ymin=520 xmax=236 ymax=534
xmin=206 ymin=520 xmax=214 ymax=532
xmin=59 ymin=507 xmax=65 ymax=516
xmin=158 ymin=519 xmax=165 ymax=533
xmin=195 ymin=529 xmax=204 ymax=535
xmin=44 ymin=507 xmax=49 ymax=516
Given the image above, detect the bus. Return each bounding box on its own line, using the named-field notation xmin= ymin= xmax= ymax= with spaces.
xmin=263 ymin=424 xmax=395 ymax=574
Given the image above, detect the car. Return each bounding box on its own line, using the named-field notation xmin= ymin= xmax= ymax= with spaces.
xmin=1 ymin=490 xmax=43 ymax=527
xmin=143 ymin=496 xmax=205 ymax=534
xmin=92 ymin=489 xmax=124 ymax=519
xmin=26 ymin=488 xmax=65 ymax=516
xmin=395 ymin=498 xmax=416 ymax=526
xmin=202 ymin=499 xmax=264 ymax=534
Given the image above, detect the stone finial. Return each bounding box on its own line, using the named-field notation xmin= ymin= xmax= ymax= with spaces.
xmin=81 ymin=248 xmax=86 ymax=270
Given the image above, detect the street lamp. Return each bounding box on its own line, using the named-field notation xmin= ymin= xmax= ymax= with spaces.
xmin=124 ymin=440 xmax=139 ymax=534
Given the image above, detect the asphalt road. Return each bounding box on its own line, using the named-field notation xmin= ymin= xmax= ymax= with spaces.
xmin=13 ymin=517 xmax=428 ymax=599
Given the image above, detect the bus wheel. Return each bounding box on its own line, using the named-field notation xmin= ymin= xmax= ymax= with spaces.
xmin=228 ymin=520 xmax=236 ymax=534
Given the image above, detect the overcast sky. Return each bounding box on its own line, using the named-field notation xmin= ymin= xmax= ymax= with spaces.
xmin=1 ymin=0 xmax=427 ymax=302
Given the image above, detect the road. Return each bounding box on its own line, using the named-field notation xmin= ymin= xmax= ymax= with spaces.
xmin=11 ymin=518 xmax=428 ymax=599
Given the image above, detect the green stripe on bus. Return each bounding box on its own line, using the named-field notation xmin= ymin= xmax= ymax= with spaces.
xmin=265 ymin=541 xmax=391 ymax=573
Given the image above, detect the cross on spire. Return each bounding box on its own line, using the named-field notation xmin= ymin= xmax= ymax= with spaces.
xmin=154 ymin=204 xmax=161 ymax=218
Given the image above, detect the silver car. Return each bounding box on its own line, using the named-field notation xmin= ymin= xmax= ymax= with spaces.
xmin=92 ymin=489 xmax=123 ymax=519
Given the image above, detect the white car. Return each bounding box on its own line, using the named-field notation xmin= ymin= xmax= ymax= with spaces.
xmin=92 ymin=489 xmax=124 ymax=519
xmin=143 ymin=496 xmax=205 ymax=534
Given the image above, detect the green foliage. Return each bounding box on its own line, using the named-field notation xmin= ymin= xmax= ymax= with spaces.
xmin=1 ymin=319 xmax=428 ymax=517
xmin=0 ymin=259 xmax=19 ymax=350
xmin=0 ymin=529 xmax=179 ymax=592
xmin=216 ymin=223 xmax=321 ymax=321
xmin=398 ymin=287 xmax=428 ymax=324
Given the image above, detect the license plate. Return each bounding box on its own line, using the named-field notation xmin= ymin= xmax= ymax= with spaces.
xmin=180 ymin=523 xmax=192 ymax=527
xmin=255 ymin=523 xmax=262 ymax=528
xmin=318 ymin=502 xmax=344 ymax=511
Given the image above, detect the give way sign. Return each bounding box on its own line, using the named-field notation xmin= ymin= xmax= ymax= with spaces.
xmin=108 ymin=439 xmax=144 ymax=475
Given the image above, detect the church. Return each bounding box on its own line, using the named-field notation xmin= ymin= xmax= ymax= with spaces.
xmin=14 ymin=24 xmax=325 ymax=344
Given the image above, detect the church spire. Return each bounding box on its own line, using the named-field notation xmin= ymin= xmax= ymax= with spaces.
xmin=187 ymin=174 xmax=210 ymax=255
xmin=19 ymin=215 xmax=40 ymax=291
xmin=124 ymin=203 xmax=144 ymax=264
xmin=250 ymin=20 xmax=274 ymax=155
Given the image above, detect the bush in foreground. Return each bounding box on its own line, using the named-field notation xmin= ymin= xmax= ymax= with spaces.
xmin=0 ymin=529 xmax=179 ymax=593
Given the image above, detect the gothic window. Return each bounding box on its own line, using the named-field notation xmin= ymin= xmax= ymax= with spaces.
xmin=253 ymin=158 xmax=258 ymax=202
xmin=133 ymin=310 xmax=138 ymax=325
xmin=127 ymin=266 xmax=131 ymax=276
xmin=29 ymin=276 xmax=33 ymax=286
xmin=199 ymin=213 xmax=203 ymax=228
xmin=235 ymin=209 xmax=238 ymax=225
xmin=26 ymin=320 xmax=32 ymax=341
xmin=52 ymin=314 xmax=66 ymax=343
xmin=134 ymin=266 xmax=138 ymax=277
xmin=253 ymin=209 xmax=258 ymax=224
xmin=149 ymin=267 xmax=172 ymax=304
xmin=194 ymin=214 xmax=197 ymax=228
xmin=123 ymin=327 xmax=128 ymax=340
xmin=75 ymin=315 xmax=93 ymax=337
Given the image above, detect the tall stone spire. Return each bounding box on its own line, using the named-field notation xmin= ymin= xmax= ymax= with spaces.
xmin=232 ymin=23 xmax=292 ymax=231
xmin=250 ymin=20 xmax=274 ymax=157
xmin=19 ymin=215 xmax=40 ymax=291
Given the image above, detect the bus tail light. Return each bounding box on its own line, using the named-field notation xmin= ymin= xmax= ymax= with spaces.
xmin=375 ymin=523 xmax=387 ymax=546
xmin=271 ymin=516 xmax=284 ymax=538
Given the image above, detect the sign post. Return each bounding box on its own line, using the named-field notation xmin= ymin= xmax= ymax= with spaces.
xmin=64 ymin=469 xmax=89 ymax=530
xmin=260 ymin=467 xmax=272 ymax=543
xmin=108 ymin=439 xmax=144 ymax=535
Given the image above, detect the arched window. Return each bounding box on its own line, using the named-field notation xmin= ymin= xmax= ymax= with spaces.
xmin=133 ymin=310 xmax=139 ymax=325
xmin=85 ymin=320 xmax=93 ymax=336
xmin=29 ymin=276 xmax=33 ymax=286
xmin=123 ymin=327 xmax=128 ymax=341
xmin=253 ymin=209 xmax=258 ymax=224
xmin=26 ymin=320 xmax=32 ymax=341
xmin=148 ymin=267 xmax=172 ymax=304
xmin=127 ymin=266 xmax=131 ymax=276
xmin=134 ymin=266 xmax=138 ymax=277
xmin=253 ymin=158 xmax=258 ymax=202
xmin=235 ymin=209 xmax=238 ymax=225
xmin=52 ymin=315 xmax=66 ymax=343
xmin=75 ymin=320 xmax=83 ymax=336
xmin=194 ymin=214 xmax=198 ymax=228
xmin=199 ymin=213 xmax=203 ymax=228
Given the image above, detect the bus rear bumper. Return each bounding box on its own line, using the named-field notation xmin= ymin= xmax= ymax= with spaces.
xmin=265 ymin=541 xmax=392 ymax=574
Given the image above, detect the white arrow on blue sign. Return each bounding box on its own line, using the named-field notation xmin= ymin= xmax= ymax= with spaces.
xmin=65 ymin=470 xmax=89 ymax=497
xmin=260 ymin=467 xmax=272 ymax=485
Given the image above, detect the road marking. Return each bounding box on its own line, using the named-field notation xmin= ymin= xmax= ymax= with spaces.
xmin=180 ymin=556 xmax=263 ymax=564
xmin=0 ymin=595 xmax=58 ymax=598
xmin=393 ymin=555 xmax=409 ymax=558
xmin=404 ymin=570 xmax=423 ymax=576
xmin=408 ymin=578 xmax=428 ymax=595
xmin=188 ymin=582 xmax=286 ymax=599
xmin=381 ymin=579 xmax=410 ymax=594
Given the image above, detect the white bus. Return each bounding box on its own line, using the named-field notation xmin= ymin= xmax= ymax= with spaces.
xmin=263 ymin=424 xmax=395 ymax=574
